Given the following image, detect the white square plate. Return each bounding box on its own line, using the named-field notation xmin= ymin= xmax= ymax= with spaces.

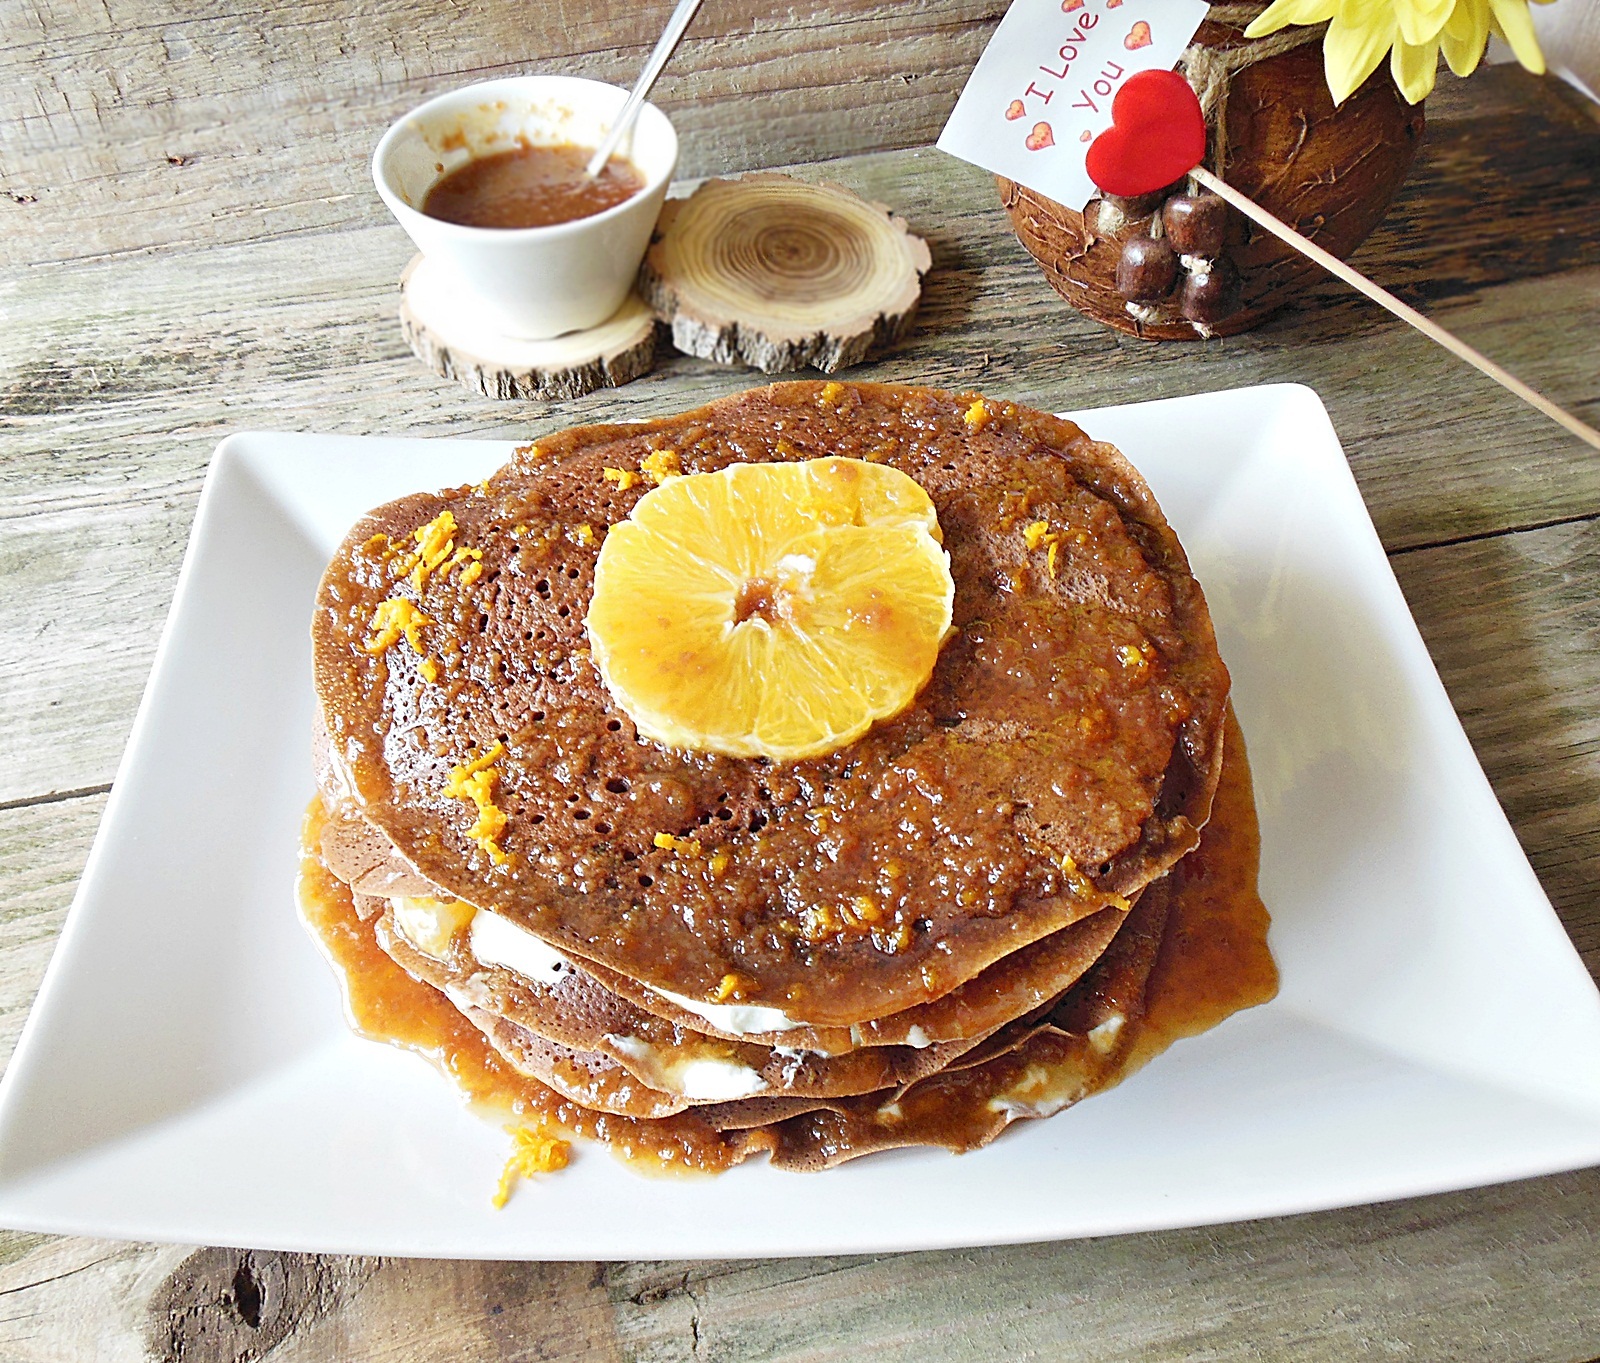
xmin=2 ymin=384 xmax=1598 ymax=1259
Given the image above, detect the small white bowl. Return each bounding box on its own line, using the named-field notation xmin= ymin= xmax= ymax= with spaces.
xmin=373 ymin=76 xmax=677 ymax=341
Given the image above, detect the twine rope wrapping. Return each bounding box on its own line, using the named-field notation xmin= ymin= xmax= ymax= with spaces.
xmin=1178 ymin=3 xmax=1327 ymax=175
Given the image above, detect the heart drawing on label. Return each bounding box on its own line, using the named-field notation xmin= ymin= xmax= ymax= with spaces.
xmin=1005 ymin=100 xmax=1026 ymax=121
xmin=1025 ymin=122 xmax=1055 ymax=151
xmin=1061 ymin=0 xmax=1085 ymax=10
xmin=1080 ymin=128 xmax=1094 ymax=142
xmin=1106 ymin=0 xmax=1123 ymax=8
xmin=1084 ymin=69 xmax=1206 ymax=196
xmin=1124 ymin=20 xmax=1152 ymax=48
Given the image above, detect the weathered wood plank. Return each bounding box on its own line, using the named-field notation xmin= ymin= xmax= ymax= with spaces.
xmin=1393 ymin=519 xmax=1600 ymax=974
xmin=0 ymin=0 xmax=1002 ymax=266
xmin=0 ymin=1235 xmax=189 ymax=1363
xmin=0 ymin=1235 xmax=626 ymax=1363
xmin=5 ymin=0 xmax=1599 ymax=302
xmin=143 ymin=1250 xmax=624 ymax=1363
xmin=0 ymin=1165 xmax=1594 ymax=1363
xmin=606 ymin=1168 xmax=1600 ymax=1362
xmin=1365 ymin=69 xmax=1600 ymax=303
xmin=0 ymin=794 xmax=103 ymax=1072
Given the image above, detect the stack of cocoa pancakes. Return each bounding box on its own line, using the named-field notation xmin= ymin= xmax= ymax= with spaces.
xmin=302 ymin=380 xmax=1276 ymax=1174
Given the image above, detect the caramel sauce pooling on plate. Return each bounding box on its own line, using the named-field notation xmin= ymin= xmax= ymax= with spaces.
xmin=421 ymin=144 xmax=644 ymax=229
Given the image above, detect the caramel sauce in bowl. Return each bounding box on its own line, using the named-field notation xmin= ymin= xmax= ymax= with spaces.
xmin=372 ymin=76 xmax=677 ymax=339
xmin=421 ymin=143 xmax=645 ymax=229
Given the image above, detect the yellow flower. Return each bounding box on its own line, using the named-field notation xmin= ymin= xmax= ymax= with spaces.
xmin=1245 ymin=0 xmax=1550 ymax=105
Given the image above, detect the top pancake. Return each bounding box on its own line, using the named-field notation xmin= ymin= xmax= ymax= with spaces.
xmin=311 ymin=381 xmax=1229 ymax=1025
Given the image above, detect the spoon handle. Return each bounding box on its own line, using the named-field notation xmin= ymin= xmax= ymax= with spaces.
xmin=586 ymin=0 xmax=705 ymax=179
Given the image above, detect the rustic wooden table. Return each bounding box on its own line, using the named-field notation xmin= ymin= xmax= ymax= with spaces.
xmin=4 ymin=1 xmax=1600 ymax=1358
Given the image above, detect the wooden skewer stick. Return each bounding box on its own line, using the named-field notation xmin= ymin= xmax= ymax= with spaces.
xmin=1190 ymin=165 xmax=1600 ymax=454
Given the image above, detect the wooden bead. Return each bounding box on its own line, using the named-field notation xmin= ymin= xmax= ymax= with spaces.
xmin=1180 ymin=257 xmax=1238 ymax=325
xmin=1162 ymin=193 xmax=1230 ymax=258
xmin=1116 ymin=236 xmax=1178 ymax=302
xmin=1103 ymin=180 xmax=1186 ymax=218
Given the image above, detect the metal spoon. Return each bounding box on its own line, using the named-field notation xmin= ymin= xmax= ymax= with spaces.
xmin=586 ymin=0 xmax=705 ymax=179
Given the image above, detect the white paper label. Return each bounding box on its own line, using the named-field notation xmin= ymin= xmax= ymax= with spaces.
xmin=937 ymin=0 xmax=1209 ymax=210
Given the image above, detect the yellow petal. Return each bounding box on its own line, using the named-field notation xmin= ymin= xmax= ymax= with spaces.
xmin=1395 ymin=0 xmax=1455 ymax=45
xmin=1439 ymin=0 xmax=1490 ymax=74
xmin=1244 ymin=0 xmax=1337 ymax=37
xmin=1390 ymin=37 xmax=1441 ymax=101
xmin=1487 ymin=0 xmax=1545 ymax=73
xmin=1324 ymin=0 xmax=1399 ymax=104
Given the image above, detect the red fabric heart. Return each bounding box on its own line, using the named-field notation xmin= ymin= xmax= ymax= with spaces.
xmin=1085 ymin=69 xmax=1206 ymax=198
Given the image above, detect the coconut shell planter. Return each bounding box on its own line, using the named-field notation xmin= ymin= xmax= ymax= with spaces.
xmin=999 ymin=9 xmax=1426 ymax=340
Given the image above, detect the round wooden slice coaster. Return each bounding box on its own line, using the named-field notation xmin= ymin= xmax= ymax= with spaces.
xmin=639 ymin=173 xmax=932 ymax=375
xmin=399 ymin=255 xmax=657 ymax=401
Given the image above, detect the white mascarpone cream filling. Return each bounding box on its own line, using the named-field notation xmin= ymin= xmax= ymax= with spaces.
xmin=650 ymin=986 xmax=805 ymax=1036
xmin=390 ymin=896 xmax=807 ymax=1039
xmin=388 ymin=895 xmax=579 ymax=986
xmin=390 ymin=895 xmax=475 ymax=958
xmin=986 ymin=1059 xmax=1090 ymax=1119
xmin=390 ymin=899 xmax=768 ymax=1098
xmin=604 ymin=1034 xmax=768 ymax=1100
xmin=1087 ymin=1012 xmax=1126 ymax=1056
xmin=850 ymin=1021 xmax=933 ymax=1049
xmin=468 ymin=907 xmax=577 ymax=984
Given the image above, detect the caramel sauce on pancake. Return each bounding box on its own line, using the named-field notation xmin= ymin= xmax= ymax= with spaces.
xmin=297 ymin=711 xmax=1274 ymax=1173
xmin=311 ymin=383 xmax=1231 ymax=1025
xmin=1130 ymin=708 xmax=1278 ymax=1062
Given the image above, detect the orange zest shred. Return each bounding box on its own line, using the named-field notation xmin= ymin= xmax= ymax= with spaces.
xmin=1022 ymin=519 xmax=1077 ymax=579
xmin=963 ymin=398 xmax=992 ymax=431
xmin=603 ymin=467 xmax=643 ymax=491
xmin=492 ymin=1123 xmax=571 ymax=1208
xmin=1060 ymin=854 xmax=1131 ymax=911
xmin=847 ymin=895 xmax=883 ymax=925
xmin=800 ymin=895 xmax=900 ymax=950
xmin=444 ymin=742 xmax=511 ymax=865
xmin=446 ymin=543 xmax=484 ymax=581
xmin=708 ymin=849 xmax=732 ymax=878
xmin=819 ymin=381 xmax=845 ymax=406
xmin=408 ymin=510 xmax=459 ymax=591
xmin=567 ymin=522 xmax=596 ymax=547
xmin=712 ymin=972 xmax=743 ymax=1002
xmin=653 ymin=831 xmax=702 ymax=858
xmin=640 ymin=449 xmax=682 ymax=485
xmin=364 ymin=597 xmax=431 ymax=656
